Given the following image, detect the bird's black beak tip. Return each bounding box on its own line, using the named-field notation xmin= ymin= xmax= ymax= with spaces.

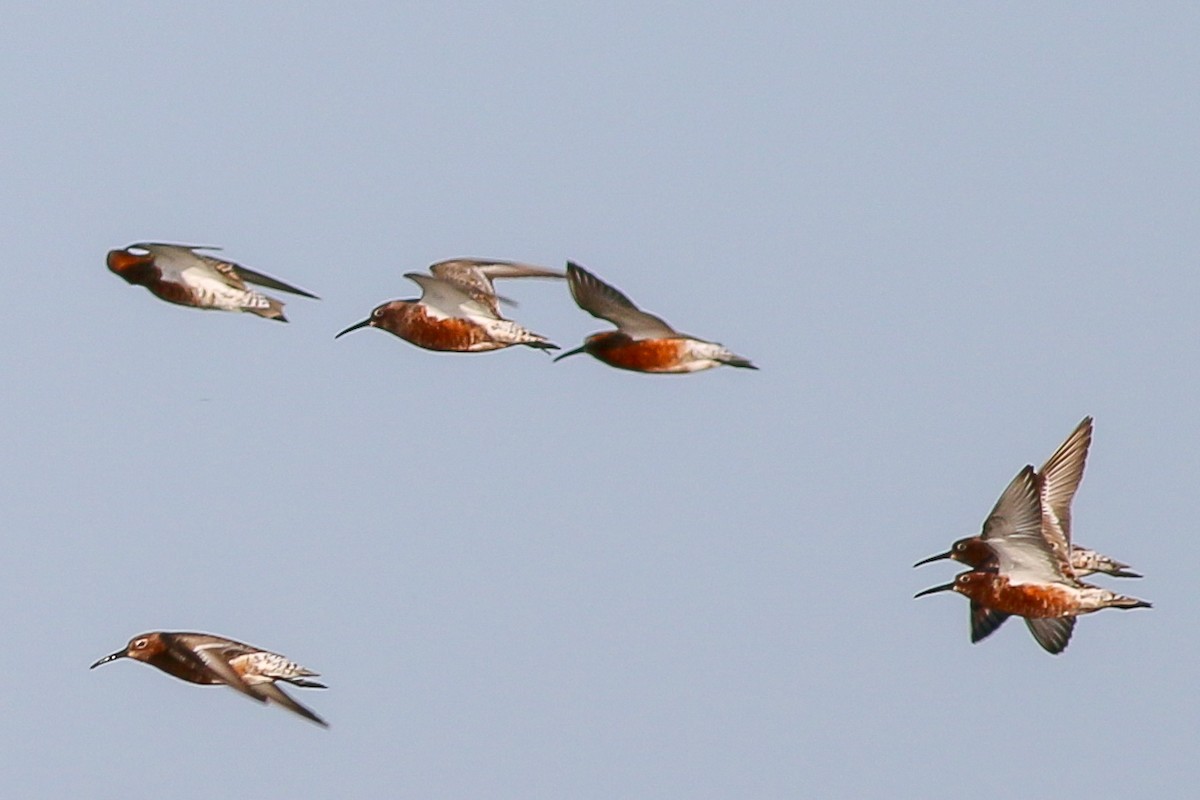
xmin=334 ymin=319 xmax=372 ymax=339
xmin=553 ymin=345 xmax=587 ymax=363
xmin=89 ymin=651 xmax=125 ymax=670
xmin=913 ymin=581 xmax=956 ymax=599
xmin=912 ymin=551 xmax=952 ymax=569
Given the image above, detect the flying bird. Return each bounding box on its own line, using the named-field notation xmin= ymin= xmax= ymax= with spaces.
xmin=555 ymin=262 xmax=756 ymax=373
xmin=91 ymin=631 xmax=328 ymax=727
xmin=335 ymin=258 xmax=563 ymax=352
xmin=107 ymin=243 xmax=318 ymax=321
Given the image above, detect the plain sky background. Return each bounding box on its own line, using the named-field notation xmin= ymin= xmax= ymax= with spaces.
xmin=1 ymin=3 xmax=1196 ymax=797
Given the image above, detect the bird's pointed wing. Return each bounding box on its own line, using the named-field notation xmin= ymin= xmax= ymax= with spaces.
xmin=1038 ymin=501 xmax=1077 ymax=582
xmin=1024 ymin=616 xmax=1075 ymax=655
xmin=407 ymin=273 xmax=497 ymax=319
xmin=430 ymin=258 xmax=564 ymax=285
xmin=429 ymin=259 xmax=563 ymax=317
xmin=255 ymin=681 xmax=329 ymax=727
xmin=221 ymin=260 xmax=319 ymax=299
xmin=981 ymin=466 xmax=1067 ymax=584
xmin=566 ymin=262 xmax=678 ymax=339
xmin=128 ymin=244 xmax=316 ymax=299
xmin=970 ymin=602 xmax=1010 ymax=643
xmin=1038 ymin=417 xmax=1092 ymax=543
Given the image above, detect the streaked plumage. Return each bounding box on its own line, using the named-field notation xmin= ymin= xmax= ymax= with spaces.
xmin=107 ymin=243 xmax=317 ymax=321
xmin=336 ymin=258 xmax=562 ymax=352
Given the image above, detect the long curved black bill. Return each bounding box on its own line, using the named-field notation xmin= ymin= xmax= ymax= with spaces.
xmin=913 ymin=581 xmax=956 ymax=599
xmin=334 ymin=319 xmax=372 ymax=339
xmin=552 ymin=344 xmax=588 ymax=363
xmin=89 ymin=650 xmax=125 ymax=669
xmin=912 ymin=550 xmax=953 ymax=568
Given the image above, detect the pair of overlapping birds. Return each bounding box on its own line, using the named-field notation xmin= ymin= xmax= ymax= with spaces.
xmin=94 ymin=242 xmax=759 ymax=727
xmin=913 ymin=417 xmax=1150 ymax=655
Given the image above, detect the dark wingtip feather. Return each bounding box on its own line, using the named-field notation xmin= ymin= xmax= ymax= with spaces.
xmin=1025 ymin=616 xmax=1075 ymax=655
xmin=970 ymin=604 xmax=1011 ymax=643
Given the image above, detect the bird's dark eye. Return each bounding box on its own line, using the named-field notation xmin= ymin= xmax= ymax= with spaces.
xmin=372 ymin=308 xmax=384 ymax=318
xmin=954 ymin=542 xmax=966 ymax=552
xmin=133 ymin=639 xmax=148 ymax=650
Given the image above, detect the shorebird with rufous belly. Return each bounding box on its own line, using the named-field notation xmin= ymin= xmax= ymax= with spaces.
xmin=107 ymin=243 xmax=318 ymax=322
xmin=554 ymin=262 xmax=756 ymax=373
xmin=915 ymin=464 xmax=1150 ymax=653
xmin=914 ymin=417 xmax=1141 ymax=653
xmin=91 ymin=631 xmax=328 ymax=726
xmin=336 ymin=258 xmax=562 ymax=352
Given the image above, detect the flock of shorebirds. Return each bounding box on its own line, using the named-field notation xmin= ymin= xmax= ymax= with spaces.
xmin=95 ymin=242 xmax=1147 ymax=726
xmin=96 ymin=241 xmax=759 ymax=727
xmin=105 ymin=242 xmax=757 ymax=372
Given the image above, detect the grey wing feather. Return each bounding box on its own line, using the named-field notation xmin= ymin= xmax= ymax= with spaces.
xmin=1038 ymin=509 xmax=1077 ymax=582
xmin=566 ymin=262 xmax=677 ymax=339
xmin=980 ymin=466 xmax=1043 ymax=543
xmin=1037 ymin=417 xmax=1092 ymax=542
xmin=430 ymin=259 xmax=563 ymax=316
xmin=194 ymin=255 xmax=318 ymax=299
xmin=229 ymin=264 xmax=319 ymax=299
xmin=407 ymin=273 xmax=497 ymax=318
xmin=982 ymin=466 xmax=1066 ymax=583
xmin=430 ymin=258 xmax=564 ymax=284
xmin=256 ymin=682 xmax=329 ymax=727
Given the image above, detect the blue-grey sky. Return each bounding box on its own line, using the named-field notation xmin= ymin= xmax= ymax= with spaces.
xmin=1 ymin=3 xmax=1196 ymax=797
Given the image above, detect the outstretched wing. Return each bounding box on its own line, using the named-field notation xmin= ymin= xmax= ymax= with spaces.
xmin=566 ymin=262 xmax=678 ymax=339
xmin=1037 ymin=417 xmax=1092 ymax=544
xmin=430 ymin=259 xmax=563 ymax=317
xmin=981 ymin=466 xmax=1068 ymax=585
xmin=1024 ymin=616 xmax=1075 ymax=654
xmin=130 ymin=243 xmax=318 ymax=299
xmin=213 ymin=258 xmax=319 ymax=299
xmin=407 ymin=273 xmax=497 ymax=319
